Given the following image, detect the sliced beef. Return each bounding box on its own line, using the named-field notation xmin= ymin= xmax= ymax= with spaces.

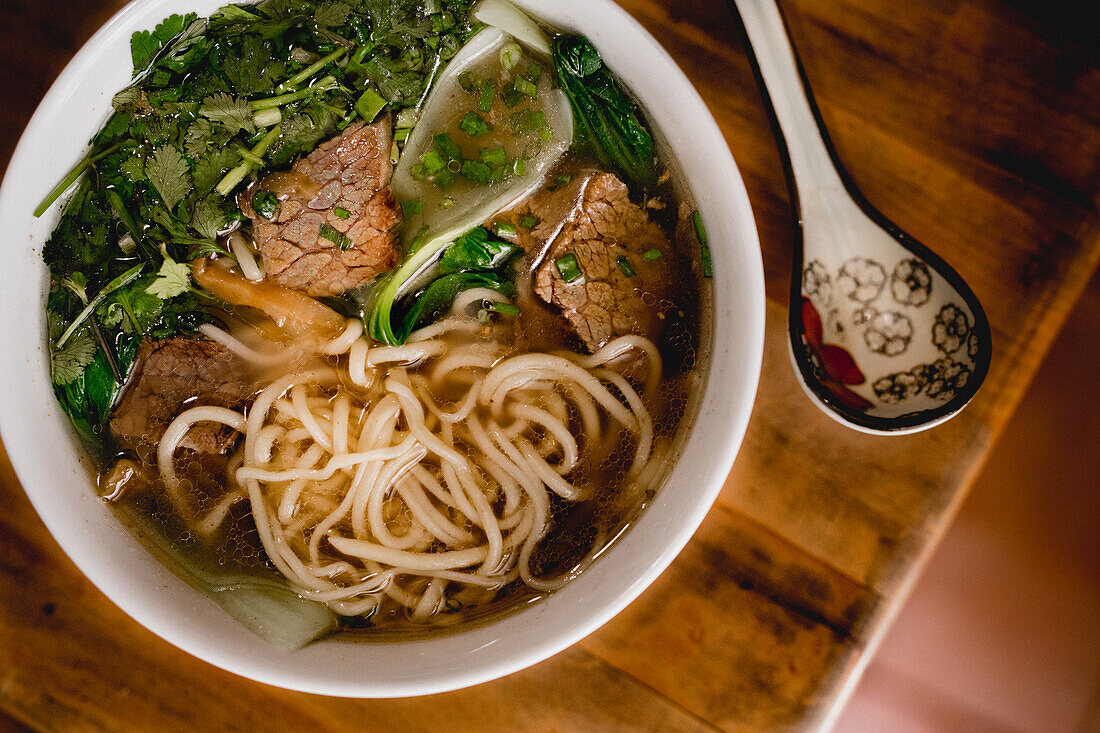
xmin=534 ymin=173 xmax=673 ymax=352
xmin=241 ymin=117 xmax=402 ymax=297
xmin=110 ymin=337 xmax=256 ymax=459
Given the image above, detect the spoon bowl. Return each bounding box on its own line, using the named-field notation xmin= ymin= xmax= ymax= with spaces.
xmin=731 ymin=0 xmax=991 ymax=434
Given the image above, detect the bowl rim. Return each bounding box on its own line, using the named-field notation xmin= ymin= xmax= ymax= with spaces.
xmin=0 ymin=0 xmax=765 ymax=696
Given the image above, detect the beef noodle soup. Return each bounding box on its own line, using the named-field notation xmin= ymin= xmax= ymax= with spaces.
xmin=39 ymin=0 xmax=712 ymax=644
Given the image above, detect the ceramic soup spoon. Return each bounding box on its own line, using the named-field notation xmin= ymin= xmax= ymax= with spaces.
xmin=730 ymin=0 xmax=992 ymax=434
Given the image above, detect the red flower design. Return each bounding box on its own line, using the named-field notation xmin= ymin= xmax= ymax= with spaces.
xmin=800 ymin=297 xmax=872 ymax=411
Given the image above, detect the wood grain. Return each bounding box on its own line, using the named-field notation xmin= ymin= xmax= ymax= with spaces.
xmin=1 ymin=0 xmax=1098 ymax=730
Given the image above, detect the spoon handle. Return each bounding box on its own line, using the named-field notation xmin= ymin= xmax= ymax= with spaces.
xmin=730 ymin=0 xmax=845 ymax=202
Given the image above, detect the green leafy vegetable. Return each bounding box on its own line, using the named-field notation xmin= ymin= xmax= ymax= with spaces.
xmin=147 ymin=145 xmax=192 ymax=209
xmin=438 ymin=227 xmax=519 ymax=273
xmin=365 ymin=226 xmax=518 ymax=345
xmin=147 ymin=255 xmax=192 ymax=299
xmin=51 ymin=329 xmax=97 ymax=386
xmin=643 ymin=247 xmax=662 ymax=261
xmin=200 ymin=93 xmax=256 ymax=135
xmin=552 ymin=35 xmax=656 ymax=189
xmin=130 ymin=13 xmax=199 ymax=77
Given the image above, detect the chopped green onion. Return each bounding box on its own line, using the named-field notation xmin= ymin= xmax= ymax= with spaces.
xmin=355 ymin=87 xmax=388 ymax=122
xmin=493 ymin=221 xmax=517 ymax=240
xmin=480 ymin=146 xmax=507 ymax=166
xmin=643 ymin=248 xmax=663 ymax=261
xmin=500 ymin=42 xmax=522 ymax=72
xmin=548 ymin=173 xmax=572 ymax=191
xmin=433 ymin=167 xmax=458 ymax=189
xmin=421 ymin=148 xmax=446 ymax=173
xmin=402 ymin=198 xmax=423 ymax=216
xmin=434 ymin=133 xmax=463 ymax=161
xmin=500 ymin=83 xmax=524 ymax=108
xmin=478 ymin=81 xmax=496 ymax=112
xmin=457 ymin=71 xmax=480 ymax=93
xmin=555 ymin=253 xmax=583 ymax=283
xmin=319 ymin=223 xmax=352 ymax=250
xmin=395 ymin=127 xmax=412 ymax=142
xmin=693 ymin=210 xmax=713 ymax=277
xmin=252 ymin=106 xmax=282 ymax=128
xmin=489 ymin=301 xmax=520 ymax=316
xmin=518 ymin=214 xmax=539 ymax=229
xmin=395 ymin=108 xmax=418 ymax=128
xmin=476 ymin=308 xmax=491 ymax=325
xmin=334 ymin=207 xmax=351 ymax=219
xmin=440 ymin=197 xmax=456 ymax=209
xmin=616 ymin=255 xmax=637 ymax=278
xmin=512 ymin=158 xmax=527 ymax=176
xmin=460 ymin=159 xmax=493 ymax=184
xmin=514 ymin=76 xmax=537 ymax=99
xmin=459 ymin=111 xmax=492 ymax=137
xmin=510 ymin=109 xmax=547 ymax=135
xmin=253 ymin=190 xmax=280 ymax=220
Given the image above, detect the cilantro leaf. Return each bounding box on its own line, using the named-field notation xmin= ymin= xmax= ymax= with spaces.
xmin=51 ymin=329 xmax=97 ymax=385
xmin=193 ymin=148 xmax=241 ymax=196
xmin=184 ymin=118 xmax=215 ymax=158
xmin=192 ymin=196 xmax=229 ymax=239
xmin=222 ymin=36 xmax=282 ymax=95
xmin=100 ymin=281 xmax=164 ymax=334
xmin=130 ymin=13 xmax=196 ymax=77
xmin=120 ymin=154 xmax=146 ymax=183
xmin=146 ymin=256 xmax=192 ymax=299
xmin=200 ymin=93 xmax=255 ymax=135
xmin=315 ymin=2 xmax=352 ymax=28
xmin=147 ymin=145 xmax=192 ymax=209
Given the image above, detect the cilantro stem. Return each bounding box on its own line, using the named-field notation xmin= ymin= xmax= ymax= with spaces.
xmin=276 ymin=48 xmax=346 ymax=92
xmin=215 ymin=123 xmax=282 ymax=196
xmin=251 ymin=75 xmax=337 ymax=110
xmin=34 ymin=142 xmax=125 ymax=218
xmin=89 ymin=318 xmax=123 ymax=383
xmin=56 ymin=264 xmax=144 ymax=349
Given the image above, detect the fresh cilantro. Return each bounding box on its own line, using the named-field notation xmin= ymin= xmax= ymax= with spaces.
xmin=51 ymin=329 xmax=97 ymax=385
xmin=184 ymin=119 xmax=216 ymax=158
xmin=111 ymin=87 xmax=145 ymax=112
xmin=193 ymin=148 xmax=240 ymax=196
xmin=315 ymin=2 xmax=352 ymax=28
xmin=147 ymin=145 xmax=192 ymax=209
xmin=101 ymin=283 xmax=164 ymax=334
xmin=199 ymin=93 xmax=255 ymax=135
xmin=223 ymin=36 xmax=283 ymax=95
xmin=130 ymin=13 xmax=197 ymax=76
xmin=119 ymin=155 xmax=146 ymax=183
xmin=146 ymin=255 xmax=192 ymax=299
xmin=192 ymin=195 xmax=229 ymax=239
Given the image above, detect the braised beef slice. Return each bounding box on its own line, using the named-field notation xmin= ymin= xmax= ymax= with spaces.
xmin=534 ymin=173 xmax=673 ymax=352
xmin=241 ymin=117 xmax=402 ymax=297
xmin=110 ymin=337 xmax=256 ymax=458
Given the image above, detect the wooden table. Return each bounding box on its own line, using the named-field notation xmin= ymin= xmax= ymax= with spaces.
xmin=1 ymin=1 xmax=1097 ymax=730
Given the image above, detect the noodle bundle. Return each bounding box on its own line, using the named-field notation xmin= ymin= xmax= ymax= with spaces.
xmin=158 ymin=305 xmax=661 ymax=622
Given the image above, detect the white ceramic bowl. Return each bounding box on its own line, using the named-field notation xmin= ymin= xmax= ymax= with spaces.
xmin=0 ymin=0 xmax=764 ymax=696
